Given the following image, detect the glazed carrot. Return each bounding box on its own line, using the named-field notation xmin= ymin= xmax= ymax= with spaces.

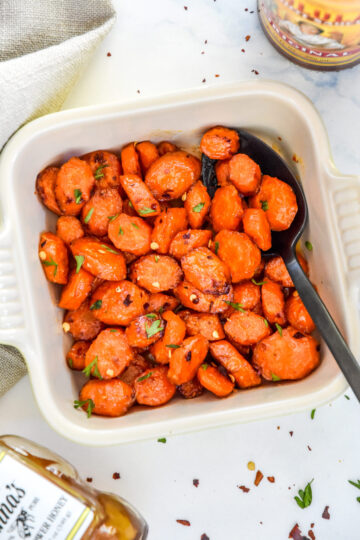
xmin=265 ymin=254 xmax=308 ymax=288
xmin=120 ymin=354 xmax=152 ymax=386
xmin=177 ymin=378 xmax=204 ymax=399
xmin=157 ymin=141 xmax=178 ymax=156
xmin=79 ymin=379 xmax=135 ymax=417
xmin=122 ymin=198 xmax=138 ymax=217
xmin=135 ymin=366 xmax=176 ymax=406
xmin=144 ymin=293 xmax=180 ymax=314
xmin=184 ymin=181 xmax=211 ymax=229
xmin=285 ymin=291 xmax=315 ymax=334
xmin=209 ymin=340 xmax=261 ymax=389
xmin=210 ymin=185 xmax=244 ymax=232
xmin=228 ymin=153 xmax=261 ymax=196
xmin=145 ymin=151 xmax=201 ymax=200
xmin=197 ymin=364 xmax=234 ymax=397
xmin=66 ymin=341 xmax=91 ymax=371
xmin=70 ymin=237 xmax=126 ymax=281
xmin=84 ymin=328 xmax=134 ymax=379
xmin=253 ymin=326 xmax=320 ymax=381
xmin=121 ymin=143 xmax=142 ymax=176
xmin=81 ymin=188 xmax=122 ymax=237
xmin=180 ymin=311 xmax=225 ymax=341
xmin=150 ymin=311 xmax=187 ymax=364
xmin=181 ymin=247 xmax=230 ymax=295
xmin=130 ymin=254 xmax=183 ymax=293
xmin=39 ymin=232 xmax=68 ymax=284
xmin=167 ymin=334 xmax=209 ymax=385
xmin=151 ymin=208 xmax=188 ymax=254
xmin=56 ymin=216 xmax=84 ymax=245
xmin=174 ymin=280 xmax=233 ymax=314
xmin=36 ymin=166 xmax=61 ymax=215
xmin=89 ymin=280 xmax=149 ymax=326
xmin=136 ymin=141 xmax=160 ymax=174
xmin=242 ymin=208 xmax=272 ymax=251
xmin=215 ymin=159 xmax=231 ymax=187
xmin=55 ymin=157 xmax=95 ymax=216
xmin=125 ymin=313 xmax=165 ymax=348
xmin=120 ymin=174 xmax=161 ymax=217
xmin=200 ymin=126 xmax=240 ymax=160
xmin=63 ymin=300 xmax=104 ymax=340
xmin=224 ymin=311 xmax=271 ymax=346
xmin=108 ymin=213 xmax=152 ymax=256
xmin=81 ymin=150 xmax=122 ymax=190
xmin=249 ymin=175 xmax=298 ymax=231
xmin=169 ymin=229 xmax=212 ymax=260
xmin=232 ymin=280 xmax=261 ymax=311
xmin=214 ymin=230 xmax=261 ymax=283
xmin=58 ymin=268 xmax=94 ymax=310
xmin=261 ymin=279 xmax=286 ymax=326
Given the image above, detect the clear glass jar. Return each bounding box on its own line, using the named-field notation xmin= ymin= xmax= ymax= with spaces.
xmin=0 ymin=435 xmax=148 ymax=539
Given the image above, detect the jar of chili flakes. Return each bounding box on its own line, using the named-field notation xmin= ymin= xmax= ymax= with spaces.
xmin=258 ymin=0 xmax=360 ymax=70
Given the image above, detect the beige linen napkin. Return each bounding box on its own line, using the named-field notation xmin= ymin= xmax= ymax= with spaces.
xmin=0 ymin=0 xmax=116 ymax=395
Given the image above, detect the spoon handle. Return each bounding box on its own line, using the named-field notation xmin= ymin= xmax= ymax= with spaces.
xmin=284 ymin=253 xmax=360 ymax=402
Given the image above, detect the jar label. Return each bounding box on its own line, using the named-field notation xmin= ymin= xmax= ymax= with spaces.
xmin=0 ymin=451 xmax=94 ymax=539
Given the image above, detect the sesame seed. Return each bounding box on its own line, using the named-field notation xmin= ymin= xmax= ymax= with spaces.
xmin=168 ymin=350 xmax=172 ymax=358
xmin=98 ymin=249 xmax=106 ymax=254
xmin=116 ymin=287 xmax=121 ymax=292
xmin=62 ymin=322 xmax=70 ymax=333
xmin=189 ymin=294 xmax=197 ymax=302
xmin=152 ymin=281 xmax=160 ymax=288
xmin=106 ymin=369 xmax=114 ymax=377
xmin=181 ymin=193 xmax=187 ymax=201
xmin=247 ymin=461 xmax=255 ymax=471
xmin=39 ymin=251 xmax=47 ymax=260
xmin=208 ymin=240 xmax=212 ymax=248
xmin=150 ymin=242 xmax=159 ymax=250
xmin=229 ymin=373 xmax=235 ymax=383
xmin=212 ymin=330 xmax=220 ymax=339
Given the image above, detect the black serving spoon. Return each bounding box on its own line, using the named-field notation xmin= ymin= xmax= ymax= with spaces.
xmin=202 ymin=128 xmax=360 ymax=401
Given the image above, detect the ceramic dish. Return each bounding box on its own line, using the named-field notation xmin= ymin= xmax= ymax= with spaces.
xmin=0 ymin=81 xmax=359 ymax=445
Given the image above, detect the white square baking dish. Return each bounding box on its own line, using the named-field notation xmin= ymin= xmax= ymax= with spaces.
xmin=1 ymin=81 xmax=359 ymax=446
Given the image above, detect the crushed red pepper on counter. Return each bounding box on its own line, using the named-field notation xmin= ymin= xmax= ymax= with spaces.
xmin=238 ymin=485 xmax=250 ymax=492
xmin=107 ymin=52 xmax=111 ymax=57
xmin=322 ymin=506 xmax=330 ymax=519
xmin=86 ymin=477 xmax=93 ymax=482
xmin=112 ymin=472 xmax=120 ymax=480
xmin=245 ymin=35 xmax=251 ymax=41
xmin=289 ymin=523 xmax=310 ymax=540
xmin=308 ymin=530 xmax=316 ymax=540
xmin=176 ymin=519 xmax=191 ymax=526
xmin=193 ymin=478 xmax=199 ymax=487
xmin=267 ymin=476 xmax=275 ymax=483
xmin=254 ymin=470 xmax=264 ymax=486
xmin=201 ymin=535 xmax=210 ymax=540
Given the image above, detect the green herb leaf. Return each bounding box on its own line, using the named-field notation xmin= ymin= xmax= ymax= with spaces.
xmin=146 ymin=313 xmax=157 ymax=319
xmin=68 ymin=358 xmax=73 ymax=368
xmin=357 ymin=496 xmax=360 ymax=503
xmin=271 ymin=373 xmax=281 ymax=381
xmin=75 ymin=255 xmax=85 ymax=274
xmin=74 ymin=189 xmax=82 ymax=204
xmin=305 ymin=241 xmax=313 ymax=251
xmin=157 ymin=437 xmax=167 ymax=443
xmin=275 ymin=323 xmax=283 ymax=336
xmin=260 ymin=200 xmax=269 ymax=211
xmin=173 ymin=304 xmax=183 ymax=314
xmin=145 ymin=319 xmax=163 ymax=339
xmin=224 ymin=301 xmax=245 ymax=313
xmin=263 ymin=318 xmax=269 ymax=327
xmin=137 ymin=371 xmax=153 ymax=382
xmin=139 ymin=207 xmax=155 ymax=215
xmin=345 ymin=394 xmax=350 ymax=400
xmin=294 ymin=479 xmax=313 ymax=509
xmin=201 ymin=363 xmax=209 ymax=370
xmin=110 ymin=329 xmax=118 ymax=333
xmin=118 ymin=226 xmax=124 ymax=236
xmin=192 ymin=202 xmax=205 ymax=213
xmin=348 ymin=479 xmax=360 ymax=489
xmin=82 ymin=356 xmax=102 ymax=379
xmin=166 ymin=344 xmax=180 ymax=349
xmin=42 ymin=257 xmax=58 ymax=277
xmin=131 ymin=222 xmax=139 ymax=229
xmin=128 ymin=200 xmax=133 ymax=208
xmin=251 ymin=278 xmax=267 ymax=286
xmin=94 ymin=163 xmax=109 ymax=179
xmin=84 ymin=207 xmax=94 ymax=224
xmin=100 ymin=244 xmax=119 ymax=255
xmin=74 ymin=398 xmax=95 ymax=418
xmin=310 ymin=409 xmax=316 ymax=420
xmin=108 ymin=213 xmax=119 ymax=222
xmin=90 ymin=300 xmax=102 ymax=311
xmin=155 ymin=255 xmax=159 ymax=263
xmin=214 ymin=241 xmax=219 ymax=255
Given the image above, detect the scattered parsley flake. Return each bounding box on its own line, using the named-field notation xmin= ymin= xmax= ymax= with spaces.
xmin=305 ymin=241 xmax=313 ymax=251
xmin=294 ymin=479 xmax=313 ymax=509
xmin=192 ymin=202 xmax=205 ymax=213
xmin=118 ymin=227 xmax=124 ymax=236
xmin=146 ymin=319 xmax=163 ymax=339
xmin=108 ymin=213 xmax=119 ymax=222
xmin=94 ymin=163 xmax=109 ymax=179
xmin=139 ymin=207 xmax=155 ymax=215
xmin=251 ymin=278 xmax=267 ymax=286
xmin=83 ymin=356 xmax=102 ymax=379
xmin=42 ymin=257 xmax=58 ymax=277
xmin=201 ymin=363 xmax=209 ymax=370
xmin=214 ymin=241 xmax=219 ymax=255
xmin=166 ymin=344 xmax=180 ymax=349
xmin=137 ymin=371 xmax=153 ymax=382
xmin=90 ymin=300 xmax=102 ymax=310
xmin=100 ymin=244 xmax=119 ymax=255
xmin=74 ymin=189 xmax=82 ymax=204
xmin=75 ymin=255 xmax=85 ymax=273
xmin=155 ymin=255 xmax=159 ymax=263
xmin=224 ymin=301 xmax=245 ymax=313
xmin=68 ymin=358 xmax=73 ymax=368
xmin=158 ymin=437 xmax=167 ymax=443
xmin=131 ymin=223 xmax=139 ymax=229
xmin=271 ymin=373 xmax=281 ymax=381
xmin=260 ymin=200 xmax=269 ymax=211
xmin=74 ymin=398 xmax=95 ymax=418
xmin=310 ymin=409 xmax=316 ymax=419
xmin=84 ymin=207 xmax=94 ymax=224
xmin=275 ymin=323 xmax=283 ymax=336
xmin=110 ymin=329 xmax=118 ymax=333
xmin=263 ymin=318 xmax=269 ymax=327
xmin=128 ymin=201 xmax=133 ymax=208
xmin=344 ymin=394 xmax=350 ymax=400
xmin=146 ymin=313 xmax=157 ymax=319
xmin=348 ymin=479 xmax=360 ymax=489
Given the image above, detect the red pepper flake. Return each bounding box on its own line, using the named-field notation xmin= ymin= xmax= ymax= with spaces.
xmin=267 ymin=476 xmax=275 ymax=483
xmin=277 ymin=426 xmax=280 ymax=430
xmin=86 ymin=477 xmax=93 ymax=483
xmin=112 ymin=472 xmax=120 ymax=480
xmin=245 ymin=8 xmax=248 ymax=11
xmin=307 ymin=445 xmax=312 ymax=451
xmin=202 ymin=78 xmax=206 ymax=83
xmin=201 ymin=51 xmax=205 ymax=54
xmin=241 ymin=49 xmax=245 ymax=53
xmin=137 ymin=90 xmax=140 ymax=94
xmin=215 ymin=74 xmax=220 ymax=77
xmin=310 ymin=524 xmax=314 ymax=528
xmin=205 ymin=40 xmax=208 ymax=44
xmin=289 ymin=431 xmax=294 ymax=437
xmin=107 ymin=52 xmax=112 ymax=57
xmin=322 ymin=506 xmax=330 ymax=520
xmin=289 ymin=523 xmax=309 ymax=540
xmin=292 ymin=154 xmax=300 ymax=163
xmin=308 ymin=531 xmax=316 ymax=540
xmin=254 ymin=470 xmax=264 ymax=486
xmin=176 ymin=519 xmax=190 ymax=526
xmin=237 ymin=485 xmax=250 ymax=492
xmin=251 ymin=69 xmax=259 ymax=75
xmin=184 ymin=6 xmax=188 ymax=10
xmin=245 ymin=35 xmax=251 ymax=41
xmin=278 ymin=136 xmax=282 ymax=141
xmin=193 ymin=478 xmax=199 ymax=487
xmin=201 ymin=535 xmax=210 ymax=540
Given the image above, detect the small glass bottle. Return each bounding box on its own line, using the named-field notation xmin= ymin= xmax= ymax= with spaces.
xmin=0 ymin=435 xmax=148 ymax=539
xmin=258 ymin=0 xmax=360 ymax=70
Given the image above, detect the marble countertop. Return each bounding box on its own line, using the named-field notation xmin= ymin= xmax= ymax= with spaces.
xmin=1 ymin=1 xmax=360 ymax=539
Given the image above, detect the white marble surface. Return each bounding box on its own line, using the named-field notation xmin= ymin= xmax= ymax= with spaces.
xmin=1 ymin=1 xmax=360 ymax=539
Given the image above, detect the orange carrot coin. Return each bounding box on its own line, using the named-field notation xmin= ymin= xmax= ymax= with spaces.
xmin=174 ymin=280 xmax=233 ymax=314
xmin=84 ymin=328 xmax=134 ymax=379
xmin=79 ymin=379 xmax=135 ymax=417
xmin=39 ymin=232 xmax=68 ymax=284
xmin=58 ymin=268 xmax=94 ymax=310
xmin=81 ymin=188 xmax=122 ymax=237
xmin=70 ymin=237 xmax=126 ymax=281
xmin=285 ymin=291 xmax=315 ymax=334
xmin=242 ymin=208 xmax=272 ymax=251
xmin=151 ymin=208 xmax=188 ymax=254
xmin=63 ymin=300 xmax=104 ymax=341
xmin=81 ymin=150 xmax=122 ymax=190
xmin=228 ymin=153 xmax=261 ymax=195
xmin=209 ymin=340 xmax=261 ymax=388
xmin=130 ymin=254 xmax=183 ymax=293
xmin=36 ymin=166 xmax=61 ymax=215
xmin=150 ymin=310 xmax=187 ymax=364
xmin=120 ymin=174 xmax=161 ymax=217
xmin=181 ymin=247 xmax=230 ymax=295
xmin=55 ymin=157 xmax=95 ymax=216
xmin=135 ymin=366 xmax=176 ymax=406
xmin=200 ymin=126 xmax=239 ymax=160
xmin=108 ymin=213 xmax=152 ymax=256
xmin=66 ymin=341 xmax=91 ymax=371
xmin=184 ymin=181 xmax=211 ymax=229
xmin=136 ymin=141 xmax=160 ymax=174
xmin=56 ymin=216 xmax=84 ymax=245
xmin=215 ymin=230 xmax=261 ymax=283
xmin=261 ymin=279 xmax=286 ymax=326
xmin=121 ymin=143 xmax=142 ymax=176
xmin=126 ymin=313 xmax=165 ymax=348
xmin=197 ymin=364 xmax=234 ymax=397
xmin=224 ymin=310 xmax=271 ymax=346
xmin=169 ymin=229 xmax=212 ymax=260
xmin=167 ymin=334 xmax=209 ymax=385
xmin=210 ymin=185 xmax=244 ymax=232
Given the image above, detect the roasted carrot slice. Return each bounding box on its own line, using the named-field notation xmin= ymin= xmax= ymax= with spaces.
xmin=36 ymin=166 xmax=61 ymax=215
xmin=58 ymin=268 xmax=94 ymax=310
xmin=261 ymin=279 xmax=286 ymax=326
xmin=79 ymin=379 xmax=135 ymax=417
xmin=181 ymin=247 xmax=230 ymax=295
xmin=108 ymin=213 xmax=152 ymax=256
xmin=125 ymin=313 xmax=165 ymax=348
xmin=119 ymin=354 xmax=152 ymax=387
xmin=200 ymin=126 xmax=240 ymax=160
xmin=66 ymin=341 xmax=91 ymax=371
xmin=63 ymin=300 xmax=104 ymax=341
xmin=70 ymin=237 xmax=126 ymax=281
xmin=157 ymin=141 xmax=178 ymax=155
xmin=180 ymin=311 xmax=225 ymax=341
xmin=120 ymin=174 xmax=161 ymax=217
xmin=214 ymin=230 xmax=261 ymax=283
xmin=232 ymin=281 xmax=261 ymax=311
xmin=209 ymin=340 xmax=261 ymax=388
xmin=285 ymin=291 xmax=315 ymax=334
xmin=224 ymin=311 xmax=270 ymax=346
xmin=144 ymin=293 xmax=180 ymax=314
xmin=56 ymin=216 xmax=84 ymax=245
xmin=228 ymin=153 xmax=261 ymax=196
xmin=253 ymin=326 xmax=320 ymax=381
xmin=215 ymin=159 xmax=231 ymax=187
xmin=136 ymin=141 xmax=160 ymax=174
xmin=135 ymin=366 xmax=176 ymax=406
xmin=84 ymin=328 xmax=134 ymax=379
xmin=265 ymin=254 xmax=308 ymax=288
xmin=177 ymin=378 xmax=204 ymax=399
xmin=151 ymin=208 xmax=188 ymax=254
xmin=130 ymin=254 xmax=183 ymax=293
xmin=242 ymin=208 xmax=272 ymax=251
xmin=121 ymin=143 xmax=142 ymax=176
xmin=55 ymin=157 xmax=95 ymax=216
xmin=167 ymin=334 xmax=209 ymax=385
xmin=150 ymin=311 xmax=187 ymax=364
xmin=197 ymin=364 xmax=234 ymax=397
xmin=210 ymin=185 xmax=244 ymax=232
xmin=81 ymin=150 xmax=122 ymax=190
xmin=81 ymin=188 xmax=123 ymax=237
xmin=184 ymin=181 xmax=211 ymax=229
xmin=39 ymin=232 xmax=68 ymax=284
xmin=169 ymin=229 xmax=212 ymax=260
xmin=174 ymin=280 xmax=233 ymax=314
xmin=145 ymin=151 xmax=201 ymax=201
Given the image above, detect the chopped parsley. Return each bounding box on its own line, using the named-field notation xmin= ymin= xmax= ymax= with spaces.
xmin=128 ymin=200 xmax=133 ymax=208
xmin=108 ymin=213 xmax=119 ymax=222
xmin=157 ymin=437 xmax=167 ymax=443
xmin=131 ymin=222 xmax=139 ymax=229
xmin=146 ymin=313 xmax=157 ymax=320
xmin=84 ymin=207 xmax=94 ymax=224
xmin=42 ymin=257 xmax=58 ymax=277
xmin=224 ymin=301 xmax=245 ymax=313
xmin=294 ymin=479 xmax=313 ymax=509
xmin=74 ymin=255 xmax=85 ymax=273
xmin=110 ymin=329 xmax=118 ymax=333
xmin=83 ymin=356 xmax=102 ymax=379
xmin=348 ymin=479 xmax=360 ymax=489
xmin=260 ymin=200 xmax=268 ymax=211
xmin=68 ymin=358 xmax=73 ymax=368
xmin=192 ymin=202 xmax=205 ymax=213
xmin=74 ymin=189 xmax=82 ymax=204
xmin=145 ymin=319 xmax=163 ymax=339
xmin=201 ymin=363 xmax=209 ymax=370
xmin=155 ymin=255 xmax=159 ymax=263
xmin=271 ymin=373 xmax=281 ymax=382
xmin=214 ymin=241 xmax=219 ymax=255
xmin=345 ymin=394 xmax=350 ymax=400
xmin=166 ymin=344 xmax=180 ymax=349
xmin=310 ymin=409 xmax=316 ymax=420
xmin=100 ymin=244 xmax=119 ymax=255
xmin=139 ymin=207 xmax=155 ymax=215
xmin=251 ymin=278 xmax=267 ymax=286
xmin=74 ymin=398 xmax=95 ymax=418
xmin=275 ymin=323 xmax=283 ymax=336
xmin=305 ymin=241 xmax=313 ymax=251
xmin=94 ymin=163 xmax=109 ymax=179
xmin=118 ymin=227 xmax=124 ymax=236
xmin=137 ymin=371 xmax=153 ymax=382
xmin=90 ymin=300 xmax=102 ymax=310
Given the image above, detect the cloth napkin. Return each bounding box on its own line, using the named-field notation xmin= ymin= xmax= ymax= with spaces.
xmin=0 ymin=0 xmax=116 ymax=396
